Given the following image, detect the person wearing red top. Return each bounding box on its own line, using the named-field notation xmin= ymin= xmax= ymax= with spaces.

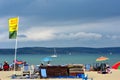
xmin=3 ymin=61 xmax=9 ymax=71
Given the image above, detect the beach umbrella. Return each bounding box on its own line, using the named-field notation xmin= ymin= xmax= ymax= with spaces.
xmin=16 ymin=61 xmax=23 ymax=65
xmin=96 ymin=56 xmax=109 ymax=62
xmin=13 ymin=60 xmax=23 ymax=65
xmin=112 ymin=62 xmax=120 ymax=70
xmin=41 ymin=57 xmax=52 ymax=62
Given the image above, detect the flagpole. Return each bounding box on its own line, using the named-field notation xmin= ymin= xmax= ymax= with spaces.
xmin=14 ymin=35 xmax=17 ymax=74
xmin=13 ymin=16 xmax=19 ymax=75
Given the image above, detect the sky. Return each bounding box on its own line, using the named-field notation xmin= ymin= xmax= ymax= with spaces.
xmin=0 ymin=0 xmax=120 ymax=48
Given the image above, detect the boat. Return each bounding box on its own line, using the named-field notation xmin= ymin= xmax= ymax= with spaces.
xmin=51 ymin=54 xmax=57 ymax=57
xmin=51 ymin=48 xmax=57 ymax=58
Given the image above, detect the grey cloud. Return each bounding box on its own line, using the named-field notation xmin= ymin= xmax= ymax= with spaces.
xmin=0 ymin=0 xmax=120 ymax=48
xmin=106 ymin=35 xmax=120 ymax=40
xmin=1 ymin=0 xmax=120 ymax=21
xmin=18 ymin=34 xmax=27 ymax=38
xmin=56 ymin=32 xmax=102 ymax=40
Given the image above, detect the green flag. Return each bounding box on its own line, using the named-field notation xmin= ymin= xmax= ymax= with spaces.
xmin=9 ymin=31 xmax=17 ymax=39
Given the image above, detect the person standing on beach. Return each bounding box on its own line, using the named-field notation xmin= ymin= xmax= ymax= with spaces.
xmin=47 ymin=61 xmax=51 ymax=66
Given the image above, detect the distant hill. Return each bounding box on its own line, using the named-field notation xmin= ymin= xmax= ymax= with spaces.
xmin=0 ymin=47 xmax=120 ymax=54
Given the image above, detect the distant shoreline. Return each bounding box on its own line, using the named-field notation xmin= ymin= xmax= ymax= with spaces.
xmin=0 ymin=47 xmax=120 ymax=54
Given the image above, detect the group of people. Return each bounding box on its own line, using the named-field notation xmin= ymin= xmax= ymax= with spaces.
xmin=1 ymin=61 xmax=24 ymax=71
xmin=97 ymin=63 xmax=112 ymax=74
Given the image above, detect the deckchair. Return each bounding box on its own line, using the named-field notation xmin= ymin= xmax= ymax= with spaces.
xmin=39 ymin=68 xmax=47 ymax=78
xmin=22 ymin=64 xmax=31 ymax=77
xmin=85 ymin=64 xmax=91 ymax=71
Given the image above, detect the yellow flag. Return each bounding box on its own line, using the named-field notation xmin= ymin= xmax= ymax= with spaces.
xmin=9 ymin=17 xmax=19 ymax=39
xmin=9 ymin=17 xmax=19 ymax=32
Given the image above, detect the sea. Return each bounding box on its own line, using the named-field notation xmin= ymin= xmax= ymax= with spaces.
xmin=0 ymin=52 xmax=119 ymax=66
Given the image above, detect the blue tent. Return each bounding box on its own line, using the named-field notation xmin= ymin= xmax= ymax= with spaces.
xmin=41 ymin=57 xmax=52 ymax=62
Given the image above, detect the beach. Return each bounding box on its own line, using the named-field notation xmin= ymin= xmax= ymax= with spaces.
xmin=85 ymin=69 xmax=120 ymax=80
xmin=0 ymin=69 xmax=119 ymax=80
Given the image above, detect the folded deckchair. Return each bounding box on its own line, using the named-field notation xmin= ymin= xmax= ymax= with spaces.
xmin=39 ymin=68 xmax=47 ymax=78
xmin=85 ymin=64 xmax=91 ymax=71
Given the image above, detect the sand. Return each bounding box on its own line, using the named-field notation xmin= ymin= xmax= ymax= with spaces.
xmin=0 ymin=69 xmax=119 ymax=80
xmin=85 ymin=69 xmax=120 ymax=80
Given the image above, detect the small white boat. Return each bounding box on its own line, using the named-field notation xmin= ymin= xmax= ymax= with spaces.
xmin=51 ymin=54 xmax=57 ymax=57
xmin=51 ymin=48 xmax=57 ymax=58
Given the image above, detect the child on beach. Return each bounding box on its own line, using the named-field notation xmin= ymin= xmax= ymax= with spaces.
xmin=106 ymin=64 xmax=112 ymax=73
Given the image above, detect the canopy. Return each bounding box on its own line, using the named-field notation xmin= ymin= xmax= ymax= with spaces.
xmin=41 ymin=57 xmax=52 ymax=62
xmin=96 ymin=56 xmax=109 ymax=62
xmin=16 ymin=61 xmax=23 ymax=65
xmin=112 ymin=62 xmax=120 ymax=70
xmin=13 ymin=60 xmax=23 ymax=65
